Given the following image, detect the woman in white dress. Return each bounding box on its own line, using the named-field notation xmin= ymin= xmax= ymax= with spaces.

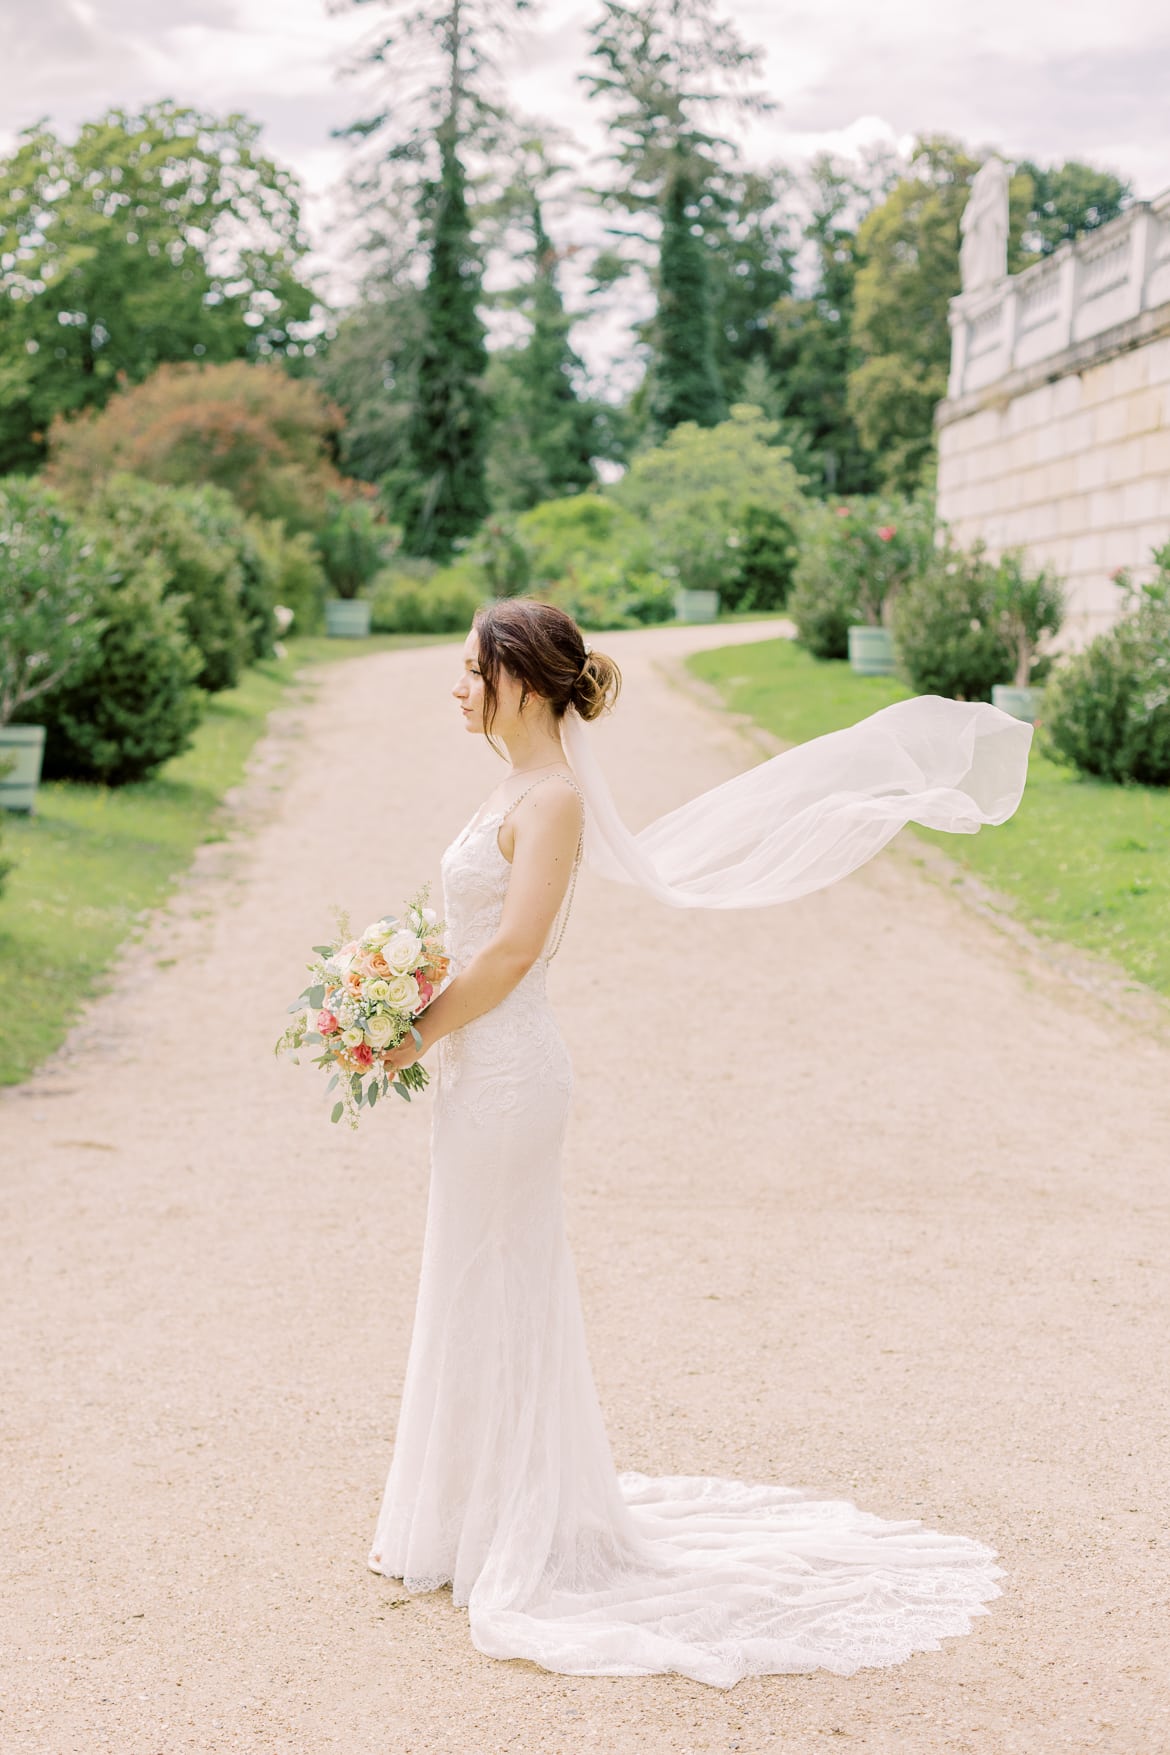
xmin=366 ymin=599 xmax=1025 ymax=1688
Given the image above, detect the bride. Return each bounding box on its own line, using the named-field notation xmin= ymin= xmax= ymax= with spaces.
xmin=366 ymin=598 xmax=1029 ymax=1688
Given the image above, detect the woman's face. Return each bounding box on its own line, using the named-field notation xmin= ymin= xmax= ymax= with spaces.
xmin=452 ymin=627 xmax=525 ymax=736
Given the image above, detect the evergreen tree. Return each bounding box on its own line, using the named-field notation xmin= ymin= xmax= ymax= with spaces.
xmin=583 ymin=0 xmax=770 ymax=438
xmin=335 ymin=0 xmax=525 ymax=556
xmin=653 ymin=166 xmax=726 ymax=430
xmin=402 ymin=134 xmax=490 ymax=554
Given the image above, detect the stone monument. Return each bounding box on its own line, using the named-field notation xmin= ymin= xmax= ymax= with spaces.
xmin=959 ymin=157 xmax=1010 ymax=294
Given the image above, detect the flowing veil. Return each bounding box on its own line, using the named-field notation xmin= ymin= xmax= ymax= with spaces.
xmin=559 ymin=692 xmax=1034 ymax=908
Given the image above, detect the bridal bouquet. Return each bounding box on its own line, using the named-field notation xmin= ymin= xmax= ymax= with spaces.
xmin=275 ymin=886 xmax=450 ymax=1129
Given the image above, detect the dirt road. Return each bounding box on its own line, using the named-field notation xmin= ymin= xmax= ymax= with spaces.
xmin=3 ymin=621 xmax=1167 ymax=1754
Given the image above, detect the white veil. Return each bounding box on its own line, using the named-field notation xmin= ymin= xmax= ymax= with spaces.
xmin=559 ymin=693 xmax=1033 ymax=910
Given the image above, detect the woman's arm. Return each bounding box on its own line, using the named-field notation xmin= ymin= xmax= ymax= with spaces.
xmin=382 ymin=781 xmax=582 ymax=1069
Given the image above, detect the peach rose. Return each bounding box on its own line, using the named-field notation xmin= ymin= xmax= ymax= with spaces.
xmin=316 ymin=1010 xmax=339 ymax=1035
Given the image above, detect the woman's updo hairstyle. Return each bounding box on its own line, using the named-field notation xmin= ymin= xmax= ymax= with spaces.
xmin=472 ymin=598 xmax=621 ymax=755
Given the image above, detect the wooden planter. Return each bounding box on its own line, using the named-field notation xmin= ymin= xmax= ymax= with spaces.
xmin=0 ymin=723 xmax=47 ymax=813
xmin=673 ymin=587 xmax=720 ymax=623
xmin=848 ymin=625 xmax=896 ymax=676
xmin=324 ymin=598 xmax=373 ymax=638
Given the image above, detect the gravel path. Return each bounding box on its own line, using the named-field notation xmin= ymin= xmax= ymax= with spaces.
xmin=3 ymin=621 xmax=1168 ymax=1755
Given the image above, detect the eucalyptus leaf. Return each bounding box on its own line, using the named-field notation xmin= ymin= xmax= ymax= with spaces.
xmin=312 ymin=944 xmax=334 ymax=956
xmin=368 ymin=1083 xmax=379 ymax=1108
xmin=393 ymin=1080 xmax=411 ymax=1101
xmin=330 ymin=1101 xmax=344 ymax=1125
xmin=305 ymin=984 xmax=326 ymax=1009
xmin=326 ymin=1073 xmax=339 ymax=1094
xmin=409 ymin=1025 xmax=423 ymax=1047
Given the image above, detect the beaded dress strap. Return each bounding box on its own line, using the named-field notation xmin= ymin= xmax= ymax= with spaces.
xmin=497 ymin=771 xmax=586 ymax=824
xmin=497 ymin=773 xmax=586 ymax=963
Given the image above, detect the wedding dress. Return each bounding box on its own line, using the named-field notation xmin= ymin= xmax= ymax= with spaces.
xmin=366 ymin=697 xmax=1023 ymax=1686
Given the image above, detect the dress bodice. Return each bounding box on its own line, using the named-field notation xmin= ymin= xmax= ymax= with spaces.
xmin=434 ymin=778 xmax=584 ymax=1122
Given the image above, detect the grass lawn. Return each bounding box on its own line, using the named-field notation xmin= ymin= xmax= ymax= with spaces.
xmin=0 ymin=631 xmax=456 ymax=1086
xmin=687 ymin=634 xmax=1170 ymax=1000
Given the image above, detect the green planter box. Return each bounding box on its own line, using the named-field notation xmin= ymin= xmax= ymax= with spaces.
xmin=848 ymin=625 xmax=896 ymax=676
xmin=324 ymin=598 xmax=373 ymax=638
xmin=992 ymin=683 xmax=1045 ymax=723
xmin=673 ymin=587 xmax=720 ymax=623
xmin=0 ymin=723 xmax=47 ymax=813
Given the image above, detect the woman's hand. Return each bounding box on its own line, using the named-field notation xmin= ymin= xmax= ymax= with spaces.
xmin=381 ymin=1021 xmax=427 ymax=1074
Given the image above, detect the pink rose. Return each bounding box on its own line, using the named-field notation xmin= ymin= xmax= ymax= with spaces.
xmin=835 ymin=505 xmax=851 ymax=517
xmin=415 ymin=974 xmax=434 ymax=1004
xmin=316 ymin=1010 xmax=339 ymax=1035
xmin=877 ymin=525 xmax=897 ymax=542
xmin=352 ymin=1043 xmax=374 ymax=1068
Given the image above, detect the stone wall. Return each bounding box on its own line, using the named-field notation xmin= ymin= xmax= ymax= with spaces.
xmin=936 ymin=192 xmax=1170 ymax=644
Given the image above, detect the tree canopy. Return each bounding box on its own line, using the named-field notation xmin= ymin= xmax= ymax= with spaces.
xmin=0 ymin=103 xmax=320 ymax=475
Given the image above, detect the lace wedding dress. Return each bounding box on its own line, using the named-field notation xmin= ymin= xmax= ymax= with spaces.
xmin=366 ymin=772 xmax=1005 ymax=1687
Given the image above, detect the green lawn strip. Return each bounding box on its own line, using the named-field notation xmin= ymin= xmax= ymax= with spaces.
xmin=687 ymin=635 xmax=1170 ymax=1000
xmin=0 ymin=633 xmax=453 ymax=1086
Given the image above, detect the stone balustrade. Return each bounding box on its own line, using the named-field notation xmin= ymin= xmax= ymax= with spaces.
xmin=947 ymin=191 xmax=1170 ymax=400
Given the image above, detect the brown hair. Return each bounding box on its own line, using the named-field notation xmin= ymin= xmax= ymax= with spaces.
xmin=472 ymin=598 xmax=621 ymax=756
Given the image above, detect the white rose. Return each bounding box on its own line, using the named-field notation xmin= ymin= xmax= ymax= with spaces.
xmin=341 ymin=1027 xmax=363 ymax=1048
xmin=384 ymin=974 xmax=418 ymax=1012
xmin=364 ymin=1012 xmax=397 ymax=1049
xmin=366 ymin=978 xmax=390 ymax=1002
xmin=362 ymin=919 xmax=393 ymax=947
xmin=383 ymin=930 xmax=423 ymax=973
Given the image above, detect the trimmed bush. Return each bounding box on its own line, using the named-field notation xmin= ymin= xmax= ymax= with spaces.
xmin=86 ymin=476 xmax=249 ymax=693
xmin=720 ymin=504 xmax=799 ymax=613
xmin=610 ymin=405 xmax=805 ymax=599
xmin=789 ymin=493 xmax=935 ymax=659
xmin=315 ymin=493 xmax=388 ymax=600
xmin=1042 ymin=566 xmax=1170 ymax=786
xmin=0 ymin=755 xmax=14 ymax=894
xmin=536 ymin=565 xmax=676 ymax=631
xmin=19 ymin=555 xmax=204 ymax=785
xmin=0 ymin=477 xmax=106 ymax=726
xmin=369 ymin=568 xmax=484 ymax=634
xmin=891 ymin=541 xmax=1016 ymax=700
xmin=515 ymin=494 xmax=651 ymax=586
xmin=180 ymin=485 xmax=280 ymax=663
xmin=251 ymin=519 xmax=328 ymax=637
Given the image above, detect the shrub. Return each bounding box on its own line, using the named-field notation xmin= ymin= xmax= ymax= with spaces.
xmin=86 ymin=476 xmax=249 ymax=693
xmin=368 ymin=567 xmax=484 ymax=634
xmin=180 ymin=484 xmax=279 ymax=662
xmin=47 ymin=361 xmax=348 ymax=534
xmin=536 ymin=565 xmax=676 ymax=631
xmin=514 ymin=494 xmax=652 ymax=586
xmin=992 ymin=550 xmax=1066 ymax=688
xmin=315 ymin=493 xmax=389 ymax=600
xmin=891 ymin=540 xmax=1016 ymax=700
xmin=1042 ymin=565 xmax=1170 ymax=786
xmin=610 ymin=405 xmax=805 ymax=598
xmin=467 ymin=515 xmax=531 ymax=598
xmin=719 ymin=504 xmax=799 ymax=613
xmin=0 ymin=755 xmax=14 ymax=895
xmin=789 ymin=493 xmax=935 ymax=659
xmin=0 ymin=478 xmax=106 ymax=726
xmin=17 ymin=555 xmax=204 ymax=785
xmin=251 ymin=519 xmax=328 ymax=637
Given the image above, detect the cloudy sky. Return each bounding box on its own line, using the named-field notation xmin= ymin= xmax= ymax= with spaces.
xmin=3 ymin=0 xmax=1169 ymax=372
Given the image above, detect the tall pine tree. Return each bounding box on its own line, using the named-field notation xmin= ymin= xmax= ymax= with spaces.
xmin=583 ymin=0 xmax=770 ymax=438
xmin=403 ymin=131 xmax=490 ymax=554
xmin=335 ymin=0 xmax=524 ymax=556
xmin=653 ymin=165 xmax=725 ymax=430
